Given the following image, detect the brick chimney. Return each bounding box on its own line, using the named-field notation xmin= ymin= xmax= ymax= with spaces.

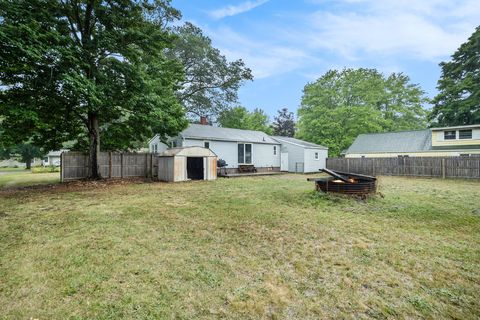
xmin=200 ymin=116 xmax=208 ymax=125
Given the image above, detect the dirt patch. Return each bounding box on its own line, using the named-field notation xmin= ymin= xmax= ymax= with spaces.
xmin=0 ymin=178 xmax=156 ymax=197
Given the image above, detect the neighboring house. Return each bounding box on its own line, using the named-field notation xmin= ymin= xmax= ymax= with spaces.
xmin=0 ymin=158 xmax=42 ymax=168
xmin=149 ymin=123 xmax=328 ymax=173
xmin=271 ymin=136 xmax=328 ymax=173
xmin=345 ymin=124 xmax=480 ymax=158
xmin=43 ymin=150 xmax=68 ymax=166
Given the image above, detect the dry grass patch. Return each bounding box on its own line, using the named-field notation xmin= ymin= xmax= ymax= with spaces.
xmin=0 ymin=175 xmax=479 ymax=319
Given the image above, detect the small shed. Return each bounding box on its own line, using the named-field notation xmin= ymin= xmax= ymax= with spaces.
xmin=157 ymin=147 xmax=217 ymax=182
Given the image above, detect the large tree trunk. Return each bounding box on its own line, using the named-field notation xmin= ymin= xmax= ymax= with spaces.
xmin=25 ymin=158 xmax=32 ymax=170
xmin=88 ymin=112 xmax=101 ymax=180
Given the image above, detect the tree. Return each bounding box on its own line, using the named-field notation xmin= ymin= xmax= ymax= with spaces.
xmin=217 ymin=106 xmax=272 ymax=134
xmin=297 ymin=68 xmax=428 ymax=156
xmin=0 ymin=143 xmax=44 ymax=169
xmin=429 ymin=26 xmax=480 ymax=126
xmin=169 ymin=22 xmax=253 ymax=119
xmin=0 ymin=0 xmax=187 ymax=179
xmin=272 ymin=108 xmax=295 ymax=137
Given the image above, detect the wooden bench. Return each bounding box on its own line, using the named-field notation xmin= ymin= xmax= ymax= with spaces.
xmin=238 ymin=164 xmax=257 ymax=173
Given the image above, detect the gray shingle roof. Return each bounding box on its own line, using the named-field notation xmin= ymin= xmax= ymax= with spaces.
xmin=181 ymin=124 xmax=279 ymax=144
xmin=271 ymin=136 xmax=328 ymax=149
xmin=347 ymin=130 xmax=432 ymax=154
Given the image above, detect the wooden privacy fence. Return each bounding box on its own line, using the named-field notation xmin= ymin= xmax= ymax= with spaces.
xmin=327 ymin=157 xmax=480 ymax=179
xmin=61 ymin=152 xmax=157 ymax=182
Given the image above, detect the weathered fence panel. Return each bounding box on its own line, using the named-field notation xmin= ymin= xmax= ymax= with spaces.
xmin=61 ymin=152 xmax=157 ymax=182
xmin=326 ymin=156 xmax=480 ymax=179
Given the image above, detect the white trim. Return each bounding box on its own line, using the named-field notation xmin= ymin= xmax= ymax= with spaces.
xmin=148 ymin=134 xmax=159 ymax=145
xmin=271 ymin=137 xmax=328 ymax=150
xmin=237 ymin=142 xmax=253 ymax=164
xmin=431 ymin=124 xmax=480 ymax=131
xmin=182 ymin=136 xmax=279 ymax=145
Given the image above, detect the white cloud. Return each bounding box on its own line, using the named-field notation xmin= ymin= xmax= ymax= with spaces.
xmin=199 ymin=0 xmax=480 ymax=81
xmin=208 ymin=0 xmax=269 ymax=19
xmin=203 ymin=26 xmax=315 ymax=79
xmin=304 ymin=0 xmax=480 ymax=61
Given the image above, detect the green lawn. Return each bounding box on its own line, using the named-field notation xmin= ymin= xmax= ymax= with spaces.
xmin=0 ymin=171 xmax=59 ymax=188
xmin=0 ymin=175 xmax=479 ymax=319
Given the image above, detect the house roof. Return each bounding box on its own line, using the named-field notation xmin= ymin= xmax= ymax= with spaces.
xmin=347 ymin=130 xmax=432 ymax=154
xmin=180 ymin=124 xmax=280 ymax=144
xmin=47 ymin=149 xmax=69 ymax=157
xmin=159 ymin=146 xmax=217 ymax=157
xmin=271 ymin=136 xmax=328 ymax=150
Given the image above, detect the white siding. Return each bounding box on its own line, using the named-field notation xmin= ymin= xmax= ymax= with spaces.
xmin=252 ymin=143 xmax=280 ymax=168
xmin=148 ymin=135 xmax=168 ymax=154
xmin=184 ymin=138 xmax=280 ymax=168
xmin=303 ymin=148 xmax=328 ymax=173
xmin=281 ymin=143 xmax=304 ymax=172
xmin=473 ymin=129 xmax=480 ymax=139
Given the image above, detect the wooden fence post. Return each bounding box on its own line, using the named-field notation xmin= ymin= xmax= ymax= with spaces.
xmin=150 ymin=153 xmax=154 ymax=178
xmin=442 ymin=158 xmax=446 ymax=179
xmin=145 ymin=153 xmax=149 ymax=177
xmin=108 ymin=152 xmax=112 ymax=179
xmin=121 ymin=153 xmax=124 ymax=178
xmin=60 ymin=152 xmax=64 ymax=182
xmin=347 ymin=158 xmax=350 ymax=172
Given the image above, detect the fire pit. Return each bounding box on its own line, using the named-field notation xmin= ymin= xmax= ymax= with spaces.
xmin=308 ymin=168 xmax=377 ymax=196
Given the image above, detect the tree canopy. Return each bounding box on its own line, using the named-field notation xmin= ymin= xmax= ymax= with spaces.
xmin=297 ymin=68 xmax=428 ymax=156
xmin=169 ymin=22 xmax=253 ymax=120
xmin=217 ymin=106 xmax=272 ymax=134
xmin=272 ymin=108 xmax=295 ymax=137
xmin=429 ymin=26 xmax=480 ymax=126
xmin=0 ymin=143 xmax=44 ymax=169
xmin=0 ymin=0 xmax=188 ymax=178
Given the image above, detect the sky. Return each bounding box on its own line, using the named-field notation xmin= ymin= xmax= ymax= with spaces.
xmin=172 ymin=0 xmax=480 ymax=118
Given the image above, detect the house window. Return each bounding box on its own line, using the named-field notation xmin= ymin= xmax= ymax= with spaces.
xmin=459 ymin=129 xmax=472 ymax=139
xmin=444 ymin=130 xmax=456 ymax=140
xmin=238 ymin=143 xmax=252 ymax=164
xmin=153 ymin=144 xmax=158 ymax=153
xmin=171 ymin=141 xmax=177 ymax=148
xmin=204 ymin=141 xmax=210 ymax=149
xmin=314 ymin=152 xmax=319 ymax=160
xmin=273 ymin=146 xmax=277 ymax=155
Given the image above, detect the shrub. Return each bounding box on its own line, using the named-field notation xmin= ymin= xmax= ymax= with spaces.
xmin=32 ymin=166 xmax=60 ymax=174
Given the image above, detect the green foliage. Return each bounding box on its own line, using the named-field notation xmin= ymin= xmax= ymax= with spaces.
xmin=217 ymin=106 xmax=272 ymax=134
xmin=0 ymin=143 xmax=44 ymax=169
xmin=429 ymin=26 xmax=480 ymax=126
xmin=32 ymin=165 xmax=60 ymax=174
xmin=272 ymin=108 xmax=295 ymax=137
xmin=0 ymin=0 xmax=188 ymax=177
xmin=169 ymin=22 xmax=253 ymax=119
xmin=297 ymin=68 xmax=429 ymax=156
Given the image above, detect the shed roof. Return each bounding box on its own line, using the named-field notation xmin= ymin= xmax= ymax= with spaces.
xmin=180 ymin=124 xmax=279 ymax=144
xmin=159 ymin=146 xmax=217 ymax=157
xmin=347 ymin=129 xmax=432 ymax=154
xmin=47 ymin=149 xmax=69 ymax=157
xmin=271 ymin=136 xmax=328 ymax=149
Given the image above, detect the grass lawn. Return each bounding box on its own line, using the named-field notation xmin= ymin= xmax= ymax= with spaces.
xmin=0 ymin=167 xmax=27 ymax=172
xmin=0 ymin=175 xmax=479 ymax=319
xmin=0 ymin=171 xmax=59 ymax=188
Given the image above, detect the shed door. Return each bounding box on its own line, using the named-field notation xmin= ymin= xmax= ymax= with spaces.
xmin=281 ymin=153 xmax=289 ymax=171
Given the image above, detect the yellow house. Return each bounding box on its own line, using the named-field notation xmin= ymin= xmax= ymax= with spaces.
xmin=345 ymin=124 xmax=480 ymax=158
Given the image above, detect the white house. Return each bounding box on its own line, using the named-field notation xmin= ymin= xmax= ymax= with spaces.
xmin=271 ymin=136 xmax=328 ymax=173
xmin=149 ymin=123 xmax=328 ymax=173
xmin=42 ymin=150 xmax=68 ymax=166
